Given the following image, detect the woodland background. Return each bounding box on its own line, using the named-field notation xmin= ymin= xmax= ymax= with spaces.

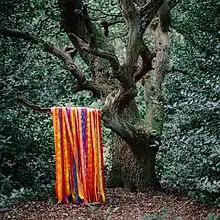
xmin=0 ymin=0 xmax=220 ymax=210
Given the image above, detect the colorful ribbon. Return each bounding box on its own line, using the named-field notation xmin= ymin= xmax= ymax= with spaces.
xmin=51 ymin=107 xmax=105 ymax=204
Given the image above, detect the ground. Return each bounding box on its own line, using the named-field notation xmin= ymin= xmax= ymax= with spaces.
xmin=1 ymin=188 xmax=219 ymax=220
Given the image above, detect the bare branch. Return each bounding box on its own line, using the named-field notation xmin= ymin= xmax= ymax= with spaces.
xmin=140 ymin=0 xmax=164 ymax=34
xmin=0 ymin=28 xmax=87 ymax=85
xmin=69 ymin=32 xmax=120 ymax=71
xmin=0 ymin=28 xmax=71 ymax=63
xmin=16 ymin=95 xmax=51 ymax=113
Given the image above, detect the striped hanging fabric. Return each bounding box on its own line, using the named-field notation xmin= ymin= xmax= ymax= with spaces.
xmin=51 ymin=107 xmax=105 ymax=204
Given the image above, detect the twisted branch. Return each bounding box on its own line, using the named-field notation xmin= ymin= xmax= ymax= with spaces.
xmin=0 ymin=28 xmax=103 ymax=97
xmin=69 ymin=32 xmax=120 ymax=71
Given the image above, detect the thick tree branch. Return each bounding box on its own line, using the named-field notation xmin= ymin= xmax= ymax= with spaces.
xmin=119 ymin=0 xmax=137 ymax=26
xmin=0 ymin=28 xmax=72 ymax=63
xmin=114 ymin=87 xmax=138 ymax=108
xmin=102 ymin=100 xmax=149 ymax=147
xmin=102 ymin=113 xmax=140 ymax=145
xmin=119 ymin=0 xmax=142 ymax=89
xmin=83 ymin=47 xmax=120 ymax=71
xmin=135 ymin=0 xmax=179 ymax=33
xmin=134 ymin=46 xmax=156 ymax=82
xmin=117 ymin=0 xmax=164 ymax=89
xmin=16 ymin=95 xmax=51 ymax=113
xmin=69 ymin=32 xmax=120 ymax=71
xmin=0 ymin=28 xmax=87 ymax=85
xmin=0 ymin=28 xmax=104 ymax=98
xmin=140 ymin=0 xmax=164 ymax=34
xmin=72 ymin=80 xmax=102 ymax=98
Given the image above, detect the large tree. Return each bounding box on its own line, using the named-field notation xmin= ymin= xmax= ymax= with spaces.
xmin=0 ymin=0 xmax=177 ymax=192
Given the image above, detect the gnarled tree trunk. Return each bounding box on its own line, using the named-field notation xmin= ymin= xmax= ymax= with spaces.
xmin=107 ymin=0 xmax=171 ymax=191
xmin=0 ymin=0 xmax=172 ymax=192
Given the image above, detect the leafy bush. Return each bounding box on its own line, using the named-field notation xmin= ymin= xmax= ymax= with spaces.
xmin=156 ymin=0 xmax=220 ymax=205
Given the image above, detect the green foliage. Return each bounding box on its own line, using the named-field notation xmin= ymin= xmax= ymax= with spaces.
xmin=207 ymin=213 xmax=220 ymax=220
xmin=157 ymin=0 xmax=220 ymax=205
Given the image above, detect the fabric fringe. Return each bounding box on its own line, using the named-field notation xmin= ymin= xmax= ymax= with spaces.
xmin=51 ymin=107 xmax=105 ymax=204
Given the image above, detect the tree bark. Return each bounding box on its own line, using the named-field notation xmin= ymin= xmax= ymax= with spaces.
xmin=145 ymin=17 xmax=170 ymax=138
xmin=106 ymin=102 xmax=160 ymax=191
xmin=107 ymin=5 xmax=170 ymax=191
xmin=108 ymin=137 xmax=160 ymax=191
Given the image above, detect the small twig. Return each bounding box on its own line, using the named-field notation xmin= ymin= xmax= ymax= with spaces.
xmin=176 ymin=200 xmax=191 ymax=213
